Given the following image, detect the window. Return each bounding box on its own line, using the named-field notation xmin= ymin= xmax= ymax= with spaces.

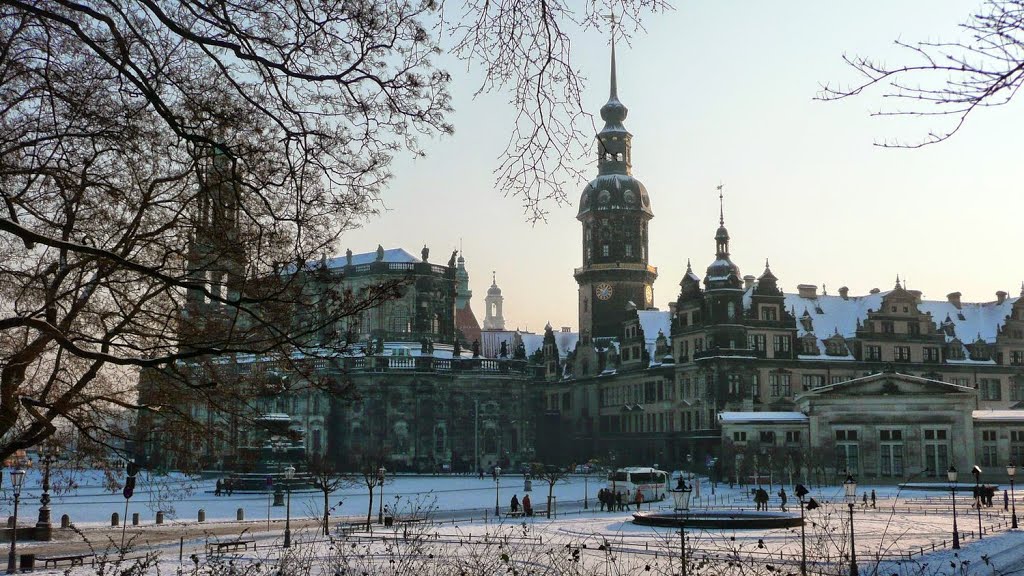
xmin=761 ymin=307 xmax=778 ymax=321
xmin=865 ymin=345 xmax=882 ymax=361
xmin=1012 ymin=351 xmax=1024 ymax=366
xmin=748 ymin=334 xmax=766 ymax=352
xmin=760 ymin=431 xmax=776 ymax=444
xmin=770 ymin=374 xmax=781 ymax=397
xmin=728 ymin=374 xmax=741 ymax=395
xmin=923 ymin=428 xmax=950 ymax=477
xmin=625 ymin=244 xmax=632 ymax=257
xmin=881 ymin=321 xmax=895 ymax=334
xmin=801 ymin=374 xmax=825 ymax=390
xmin=981 ymin=379 xmax=1002 ymax=401
xmin=894 ymin=346 xmax=911 ymax=362
xmin=879 ymin=429 xmax=904 ymax=477
xmin=750 ymin=374 xmax=760 ymax=398
xmin=602 ymin=245 xmax=609 ymax=257
xmin=924 ymin=347 xmax=940 ymax=362
xmin=982 ymin=445 xmax=998 ymax=467
xmin=1012 ymin=379 xmax=1024 ymax=402
xmin=785 ymin=430 xmax=801 ymax=444
xmin=773 ymin=335 xmax=790 ymax=353
xmin=835 ymin=429 xmax=859 ymax=473
xmin=1011 ymin=431 xmax=1024 ymax=465
xmin=781 ymin=373 xmax=791 ymax=396
xmin=732 ymin=431 xmax=748 ymax=442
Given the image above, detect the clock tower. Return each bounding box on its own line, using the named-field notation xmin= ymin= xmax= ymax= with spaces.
xmin=574 ymin=39 xmax=657 ymax=339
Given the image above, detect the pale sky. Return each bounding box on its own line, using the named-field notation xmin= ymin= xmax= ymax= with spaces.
xmin=340 ymin=1 xmax=1024 ymax=334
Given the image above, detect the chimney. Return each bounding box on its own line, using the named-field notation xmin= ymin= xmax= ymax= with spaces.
xmin=870 ymin=288 xmax=880 ymax=294
xmin=668 ymin=302 xmax=678 ymax=316
xmin=909 ymin=290 xmax=923 ymax=304
xmin=947 ymin=292 xmax=962 ymax=309
xmin=743 ymin=275 xmax=756 ymax=290
xmin=838 ymin=286 xmax=849 ymax=300
xmin=997 ymin=291 xmax=1008 ymax=304
xmin=797 ymin=284 xmax=818 ymax=299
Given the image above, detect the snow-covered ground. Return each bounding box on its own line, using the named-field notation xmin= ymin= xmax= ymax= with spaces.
xmin=8 ymin=472 xmax=1024 ymax=574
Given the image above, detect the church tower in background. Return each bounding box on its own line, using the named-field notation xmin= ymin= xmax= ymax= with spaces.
xmin=574 ymin=36 xmax=657 ymax=339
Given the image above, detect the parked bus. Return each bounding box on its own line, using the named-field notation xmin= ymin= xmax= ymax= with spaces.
xmin=607 ymin=467 xmax=670 ymax=502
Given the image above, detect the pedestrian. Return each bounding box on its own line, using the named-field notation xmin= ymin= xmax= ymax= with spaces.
xmin=617 ymin=491 xmax=624 ymax=511
xmin=862 ymin=492 xmax=868 ymax=508
xmin=228 ymin=478 xmax=234 ymax=496
xmin=510 ymin=494 xmax=520 ymax=514
xmin=215 ymin=478 xmax=223 ymax=497
xmin=598 ymin=489 xmax=606 ymax=511
xmin=972 ymin=485 xmax=981 ymax=509
xmin=523 ymin=494 xmax=533 ymax=517
xmin=635 ymin=489 xmax=644 ymax=511
xmin=870 ymin=489 xmax=876 ymax=509
xmin=778 ymin=487 xmax=788 ymax=512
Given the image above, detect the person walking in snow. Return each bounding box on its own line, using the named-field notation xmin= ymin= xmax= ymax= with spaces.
xmin=870 ymin=489 xmax=876 ymax=509
xmin=522 ymin=494 xmax=533 ymax=517
xmin=215 ymin=478 xmax=223 ymax=497
xmin=635 ymin=490 xmax=644 ymax=511
xmin=510 ymin=494 xmax=520 ymax=514
xmin=778 ymin=488 xmax=788 ymax=512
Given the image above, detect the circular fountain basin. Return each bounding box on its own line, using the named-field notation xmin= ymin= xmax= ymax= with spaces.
xmin=632 ymin=510 xmax=804 ymax=529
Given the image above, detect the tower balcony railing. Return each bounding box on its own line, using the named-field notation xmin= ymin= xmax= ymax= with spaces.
xmin=338 ymin=355 xmax=531 ymax=375
xmin=573 ymin=263 xmax=658 ymax=275
xmin=693 ymin=347 xmax=765 ymax=361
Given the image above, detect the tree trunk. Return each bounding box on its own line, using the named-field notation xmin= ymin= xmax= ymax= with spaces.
xmin=366 ymin=487 xmax=374 ymax=530
xmin=547 ymin=484 xmax=554 ymax=519
xmin=323 ymin=491 xmax=329 ymax=536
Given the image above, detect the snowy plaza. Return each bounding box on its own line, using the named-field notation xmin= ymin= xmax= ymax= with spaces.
xmin=4 ymin=471 xmax=1024 ymax=574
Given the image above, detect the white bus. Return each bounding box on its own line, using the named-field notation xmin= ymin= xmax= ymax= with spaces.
xmin=607 ymin=467 xmax=670 ymax=502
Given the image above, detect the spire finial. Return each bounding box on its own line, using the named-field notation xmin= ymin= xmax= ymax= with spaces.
xmin=492 ymin=270 xmax=496 ymax=285
xmin=765 ymin=258 xmax=770 ymax=269
xmin=895 ymin=275 xmax=902 ymax=290
xmin=605 ymin=10 xmax=618 ymax=100
xmin=717 ymin=183 xmax=725 ymax=226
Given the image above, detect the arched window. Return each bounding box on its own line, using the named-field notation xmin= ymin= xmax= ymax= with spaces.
xmin=727 ymin=302 xmax=736 ymax=320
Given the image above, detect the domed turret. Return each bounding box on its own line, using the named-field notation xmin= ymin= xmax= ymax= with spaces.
xmin=704 ymin=187 xmax=741 ymax=290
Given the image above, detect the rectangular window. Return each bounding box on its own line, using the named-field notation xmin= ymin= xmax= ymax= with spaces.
xmin=750 ymin=374 xmax=760 ymax=398
xmin=602 ymin=245 xmax=609 ymax=257
xmin=781 ymin=373 xmax=791 ymax=396
xmin=770 ymin=374 xmax=780 ymax=397
xmin=733 ymin=431 xmax=747 ymax=442
xmin=982 ymin=445 xmax=998 ymax=467
xmin=923 ymin=428 xmax=950 ymax=478
xmin=624 ymin=244 xmax=632 ymax=257
xmin=881 ymin=321 xmax=895 ymax=334
xmin=761 ymin=307 xmax=777 ymax=321
xmin=1012 ymin=380 xmax=1024 ymax=402
xmin=748 ymin=334 xmax=766 ymax=351
xmin=924 ymin=347 xmax=940 ymax=362
xmin=785 ymin=430 xmax=801 ymax=444
xmin=865 ymin=345 xmax=882 ymax=361
xmin=981 ymin=379 xmax=1002 ymax=401
xmin=760 ymin=431 xmax=776 ymax=444
xmin=773 ymin=335 xmax=790 ymax=353
xmin=894 ymin=346 xmax=911 ymax=362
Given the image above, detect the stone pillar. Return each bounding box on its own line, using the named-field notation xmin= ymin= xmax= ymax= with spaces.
xmin=132 ymin=513 xmax=140 ymax=526
xmin=197 ymin=509 xmax=206 ymax=523
xmin=155 ymin=511 xmax=164 ymax=525
xmin=60 ymin=515 xmax=71 ymax=529
xmin=236 ymin=508 xmax=244 ymax=521
xmin=111 ymin=513 xmax=119 ymax=527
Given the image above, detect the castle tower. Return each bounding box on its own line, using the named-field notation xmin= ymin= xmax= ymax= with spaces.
xmin=574 ymin=35 xmax=657 ymax=339
xmin=482 ymin=272 xmax=506 ymax=330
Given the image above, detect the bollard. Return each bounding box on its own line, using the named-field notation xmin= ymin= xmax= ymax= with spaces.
xmin=133 ymin=512 xmax=140 ymax=526
xmin=60 ymin=514 xmax=71 ymax=529
xmin=111 ymin=512 xmax=119 ymax=527
xmin=198 ymin=509 xmax=206 ymax=523
xmin=237 ymin=508 xmax=244 ymax=521
xmin=155 ymin=511 xmax=164 ymax=525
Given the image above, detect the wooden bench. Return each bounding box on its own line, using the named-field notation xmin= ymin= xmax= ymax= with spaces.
xmin=505 ymin=511 xmax=525 ymax=518
xmin=39 ymin=553 xmax=95 ymax=568
xmin=336 ymin=522 xmax=366 ymax=535
xmin=207 ymin=539 xmax=256 ymax=554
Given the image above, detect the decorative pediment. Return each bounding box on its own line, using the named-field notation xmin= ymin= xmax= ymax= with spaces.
xmin=796 ymin=372 xmax=972 ymax=399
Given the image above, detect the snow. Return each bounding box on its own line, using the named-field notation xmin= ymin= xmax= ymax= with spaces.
xmin=16 ymin=471 xmax=1024 ymax=575
xmin=718 ymin=412 xmax=808 ymax=423
xmin=972 ymin=409 xmax=1024 ymax=422
xmin=324 ymin=247 xmax=420 ymax=269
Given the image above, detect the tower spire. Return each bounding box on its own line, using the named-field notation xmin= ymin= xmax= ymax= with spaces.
xmin=609 ymin=13 xmax=618 ymax=100
xmin=718 ymin=183 xmax=725 ymax=226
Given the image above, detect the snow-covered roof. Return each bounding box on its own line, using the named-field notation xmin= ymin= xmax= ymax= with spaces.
xmin=325 ymin=247 xmax=420 ymax=269
xmin=753 ymin=288 xmax=1020 ymax=357
xmin=718 ymin=411 xmax=808 ymax=424
xmin=973 ymin=410 xmax=1024 ymax=423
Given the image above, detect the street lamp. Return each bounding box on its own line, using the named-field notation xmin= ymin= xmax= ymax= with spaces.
xmin=673 ymin=480 xmax=692 ymax=576
xmin=7 ymin=469 xmax=26 ymax=574
xmin=377 ymin=466 xmax=386 ymax=524
xmin=494 ymin=466 xmax=502 ymax=517
xmin=37 ymin=442 xmax=61 ymax=535
xmin=1008 ymin=463 xmax=1018 ymax=529
xmin=972 ymin=465 xmax=983 ymax=539
xmin=948 ymin=466 xmax=961 ymax=549
xmin=843 ymin=473 xmax=858 ymax=576
xmin=283 ymin=465 xmax=295 ymax=548
xmin=795 ymin=484 xmax=819 ymax=575
xmin=584 ymin=468 xmax=589 ymax=510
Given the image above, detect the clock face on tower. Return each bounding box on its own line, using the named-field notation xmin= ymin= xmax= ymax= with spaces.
xmin=596 ymin=283 xmax=614 ymax=301
xmin=644 ymin=285 xmax=653 ymax=307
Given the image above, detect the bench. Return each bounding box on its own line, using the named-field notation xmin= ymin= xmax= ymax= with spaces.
xmin=39 ymin=554 xmax=95 ymax=568
xmin=336 ymin=522 xmax=366 ymax=535
xmin=207 ymin=539 xmax=256 ymax=554
xmin=505 ymin=511 xmax=525 ymax=518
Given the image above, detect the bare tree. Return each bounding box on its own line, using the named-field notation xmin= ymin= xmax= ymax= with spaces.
xmin=351 ymin=449 xmax=388 ymax=531
xmin=308 ymin=454 xmax=351 ymax=536
xmin=529 ymin=462 xmax=571 ymax=519
xmin=0 ymin=0 xmax=671 ymax=463
xmin=818 ymin=0 xmax=1024 ymax=147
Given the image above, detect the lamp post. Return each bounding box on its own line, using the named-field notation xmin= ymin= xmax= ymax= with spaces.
xmin=948 ymin=466 xmax=961 ymax=549
xmin=584 ymin=469 xmax=589 ymax=510
xmin=283 ymin=465 xmax=295 ymax=548
xmin=7 ymin=469 xmax=26 ymax=574
xmin=37 ymin=442 xmax=60 ymax=535
xmin=795 ymin=483 xmax=818 ymax=575
xmin=494 ymin=466 xmax=502 ymax=517
xmin=674 ymin=481 xmax=692 ymax=576
xmin=972 ymin=465 xmax=983 ymax=539
xmin=1008 ymin=463 xmax=1018 ymax=529
xmin=377 ymin=466 xmax=386 ymax=524
xmin=843 ymin=473 xmax=859 ymax=576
